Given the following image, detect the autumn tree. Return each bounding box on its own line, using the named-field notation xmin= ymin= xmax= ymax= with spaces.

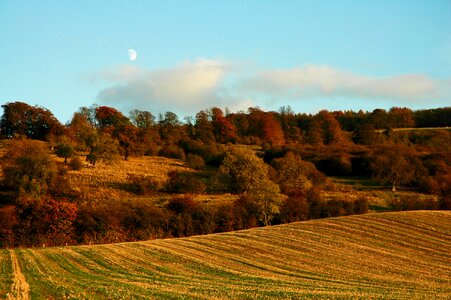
xmin=227 ymin=112 xmax=249 ymax=140
xmin=68 ymin=112 xmax=97 ymax=151
xmin=272 ymin=152 xmax=315 ymax=195
xmin=370 ymin=144 xmax=422 ymax=191
xmin=352 ymin=123 xmax=380 ymax=145
xmin=78 ymin=104 xmax=98 ymax=128
xmin=0 ymin=101 xmax=64 ymax=140
xmin=414 ymin=107 xmax=451 ymax=127
xmin=54 ymin=138 xmax=75 ymax=163
xmin=211 ymin=107 xmax=237 ymax=143
xmin=86 ymin=133 xmax=120 ymax=166
xmin=118 ymin=124 xmax=142 ymax=160
xmin=247 ymin=108 xmax=285 ymax=145
xmin=194 ymin=110 xmax=215 ymax=143
xmin=219 ymin=147 xmax=286 ymax=225
xmin=1 ymin=138 xmax=57 ymax=197
xmin=315 ymin=110 xmax=346 ymax=145
xmin=129 ymin=109 xmax=155 ymax=129
xmin=277 ymin=106 xmax=302 ymax=143
xmin=370 ymin=109 xmax=389 ymax=129
xmin=388 ymin=107 xmax=415 ymax=128
xmin=158 ymin=111 xmax=186 ymax=143
xmin=305 ymin=118 xmax=324 ymax=145
xmin=95 ymin=106 xmax=130 ymax=131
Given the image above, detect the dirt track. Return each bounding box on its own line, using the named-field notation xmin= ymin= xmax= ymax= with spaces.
xmin=8 ymin=251 xmax=29 ymax=300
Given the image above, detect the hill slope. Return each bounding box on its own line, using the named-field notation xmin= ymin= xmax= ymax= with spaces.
xmin=1 ymin=211 xmax=450 ymax=299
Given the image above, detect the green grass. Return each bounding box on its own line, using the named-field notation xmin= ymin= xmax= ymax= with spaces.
xmin=4 ymin=211 xmax=451 ymax=299
xmin=0 ymin=249 xmax=13 ymax=299
xmin=331 ymin=176 xmax=383 ymax=190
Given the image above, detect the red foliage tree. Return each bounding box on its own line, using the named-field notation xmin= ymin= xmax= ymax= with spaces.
xmin=211 ymin=107 xmax=237 ymax=143
xmin=248 ymin=108 xmax=285 ymax=145
xmin=315 ymin=110 xmax=345 ymax=145
xmin=95 ymin=106 xmax=130 ymax=131
xmin=0 ymin=101 xmax=64 ymax=140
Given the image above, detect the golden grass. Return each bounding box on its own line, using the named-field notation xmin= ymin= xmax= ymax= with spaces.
xmin=67 ymin=155 xmax=192 ymax=189
xmin=3 ymin=211 xmax=450 ymax=299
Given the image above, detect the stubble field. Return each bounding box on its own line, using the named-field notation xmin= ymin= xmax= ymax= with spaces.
xmin=1 ymin=210 xmax=450 ymax=299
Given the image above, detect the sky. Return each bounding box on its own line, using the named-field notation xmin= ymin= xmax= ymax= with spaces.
xmin=1 ymin=0 xmax=450 ymax=123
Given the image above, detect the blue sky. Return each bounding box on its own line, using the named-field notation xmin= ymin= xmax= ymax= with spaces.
xmin=1 ymin=0 xmax=450 ymax=123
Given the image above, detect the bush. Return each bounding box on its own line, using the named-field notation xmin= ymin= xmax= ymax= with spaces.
xmin=214 ymin=203 xmax=235 ymax=233
xmin=127 ymin=175 xmax=159 ymax=195
xmin=439 ymin=195 xmax=451 ymax=210
xmin=159 ymin=145 xmax=185 ymax=160
xmin=354 ymin=197 xmax=369 ymax=214
xmin=185 ymin=154 xmax=205 ymax=170
xmin=165 ymin=196 xmax=215 ymax=237
xmin=121 ymin=202 xmax=167 ymax=240
xmin=69 ymin=157 xmax=83 ymax=171
xmin=179 ymin=139 xmax=225 ymax=167
xmin=14 ymin=195 xmax=78 ymax=246
xmin=277 ymin=192 xmax=309 ymax=224
xmin=165 ymin=171 xmax=206 ymax=194
xmin=390 ymin=194 xmax=438 ymax=211
xmin=315 ymin=155 xmax=352 ymax=176
xmin=233 ymin=195 xmax=259 ymax=229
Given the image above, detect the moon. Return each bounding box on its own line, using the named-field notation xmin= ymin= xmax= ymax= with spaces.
xmin=128 ymin=49 xmax=137 ymax=62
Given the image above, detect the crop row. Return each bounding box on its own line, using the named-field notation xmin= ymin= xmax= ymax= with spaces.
xmin=2 ymin=211 xmax=450 ymax=299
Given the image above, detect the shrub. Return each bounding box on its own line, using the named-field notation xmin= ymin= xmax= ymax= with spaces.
xmin=179 ymin=139 xmax=225 ymax=167
xmin=69 ymin=156 xmax=83 ymax=171
xmin=159 ymin=144 xmax=185 ymax=160
xmin=121 ymin=202 xmax=167 ymax=240
xmin=233 ymin=195 xmax=259 ymax=229
xmin=390 ymin=194 xmax=439 ymax=211
xmin=185 ymin=153 xmax=205 ymax=170
xmin=14 ymin=195 xmax=78 ymax=246
xmin=165 ymin=171 xmax=206 ymax=194
xmin=214 ymin=203 xmax=235 ymax=232
xmin=277 ymin=192 xmax=309 ymax=224
xmin=354 ymin=197 xmax=369 ymax=214
xmin=165 ymin=196 xmax=215 ymax=237
xmin=127 ymin=175 xmax=159 ymax=195
xmin=315 ymin=155 xmax=352 ymax=176
xmin=439 ymin=195 xmax=451 ymax=210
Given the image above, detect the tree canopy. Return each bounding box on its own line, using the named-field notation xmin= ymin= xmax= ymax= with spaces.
xmin=219 ymin=147 xmax=286 ymax=225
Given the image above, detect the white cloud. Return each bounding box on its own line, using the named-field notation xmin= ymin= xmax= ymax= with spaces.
xmin=96 ymin=58 xmax=240 ymax=115
xmin=240 ymin=65 xmax=450 ymax=104
xmin=95 ymin=60 xmax=451 ymax=116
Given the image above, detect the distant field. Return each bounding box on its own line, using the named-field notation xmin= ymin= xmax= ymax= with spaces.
xmin=2 ymin=211 xmax=450 ymax=299
xmin=375 ymin=127 xmax=451 ymax=133
xmin=392 ymin=127 xmax=451 ymax=132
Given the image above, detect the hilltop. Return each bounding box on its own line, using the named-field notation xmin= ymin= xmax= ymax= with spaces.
xmin=2 ymin=211 xmax=450 ymax=299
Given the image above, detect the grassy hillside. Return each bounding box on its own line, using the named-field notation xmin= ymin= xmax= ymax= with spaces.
xmin=2 ymin=211 xmax=450 ymax=299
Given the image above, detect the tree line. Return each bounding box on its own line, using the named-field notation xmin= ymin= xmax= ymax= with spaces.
xmin=0 ymin=101 xmax=450 ymax=247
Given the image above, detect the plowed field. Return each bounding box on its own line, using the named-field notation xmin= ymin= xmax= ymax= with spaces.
xmin=2 ymin=211 xmax=450 ymax=299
